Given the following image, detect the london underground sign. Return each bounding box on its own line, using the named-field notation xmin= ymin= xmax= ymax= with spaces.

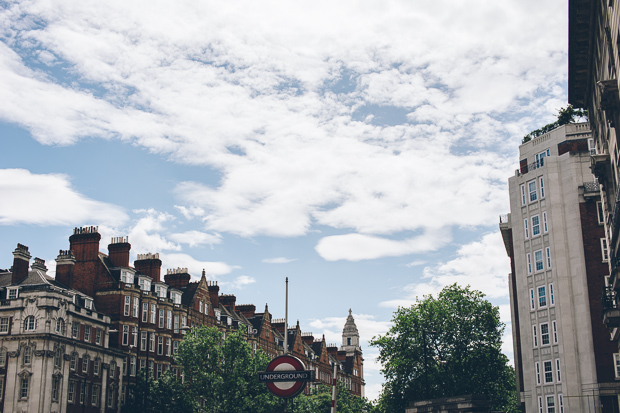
xmin=258 ymin=355 xmax=314 ymax=398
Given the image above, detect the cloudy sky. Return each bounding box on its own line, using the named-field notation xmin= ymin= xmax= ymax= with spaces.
xmin=0 ymin=0 xmax=568 ymax=400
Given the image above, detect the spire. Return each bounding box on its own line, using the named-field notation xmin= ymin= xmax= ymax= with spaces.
xmin=341 ymin=309 xmax=360 ymax=352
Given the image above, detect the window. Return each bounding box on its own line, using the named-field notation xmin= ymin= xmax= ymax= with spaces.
xmin=552 ymin=321 xmax=558 ymax=343
xmin=124 ymin=296 xmax=130 ymax=316
xmin=52 ymin=376 xmax=60 ymax=401
xmin=540 ymin=323 xmax=549 ymax=345
xmin=151 ymin=304 xmax=156 ymax=324
xmin=84 ymin=298 xmax=93 ymax=310
xmin=7 ymin=288 xmax=18 ymax=299
xmin=529 ymin=180 xmax=538 ymax=202
xmin=94 ymin=358 xmax=100 ymax=375
xmin=156 ymin=363 xmax=163 ymax=379
xmin=82 ymin=355 xmax=89 ymax=373
xmin=54 ymin=347 xmax=62 ymax=368
xmin=602 ymin=238 xmax=610 ymax=261
xmin=598 ymin=201 xmax=605 ymax=224
xmin=92 ymin=384 xmax=100 ymax=407
xmin=0 ymin=317 xmax=9 ymax=333
xmin=521 ymin=184 xmax=527 ymax=205
xmin=539 ymin=177 xmax=545 ymax=198
xmin=72 ymin=322 xmax=79 ymax=338
xmin=533 ymin=325 xmax=538 ymax=347
xmin=538 ymin=286 xmax=547 ymax=307
xmin=535 ymin=362 xmax=541 ymax=385
xmin=24 ymin=316 xmax=36 ymax=331
xmin=546 ymin=395 xmax=555 ymax=413
xmin=133 ymin=297 xmax=139 ymax=317
xmin=107 ymin=386 xmax=115 ymax=408
xmin=159 ymin=310 xmax=164 ymax=328
xmin=543 ymin=211 xmax=548 ymax=232
xmin=558 ymin=394 xmax=564 ymax=413
xmin=174 ymin=315 xmax=179 ymax=333
xmin=132 ymin=327 xmax=137 ymax=347
xmin=0 ymin=348 xmax=6 ymax=368
xmin=95 ymin=329 xmax=101 ymax=345
xmin=23 ymin=346 xmax=32 ymax=365
xmin=166 ymin=337 xmax=171 ymax=356
xmin=20 ymin=376 xmax=29 ymax=399
xmin=524 ymin=219 xmax=529 ymax=239
xmin=122 ymin=358 xmax=127 ymax=376
xmin=535 ymin=250 xmax=544 ymax=271
xmin=182 ymin=315 xmax=187 ymax=327
xmin=527 ymin=253 xmax=532 ymax=274
xmin=167 ymin=310 xmax=172 ymax=330
xmin=199 ymin=301 xmax=203 ymax=313
xmin=130 ymin=356 xmax=136 ymax=376
xmin=158 ymin=336 xmax=163 ymax=355
xmin=549 ymin=283 xmax=555 ymax=305
xmin=532 ymin=215 xmax=540 ymax=236
xmin=614 ymin=353 xmax=620 ymax=378
xmin=110 ymin=360 xmax=116 ymax=378
xmin=546 ymin=248 xmax=552 ymax=269
xmin=530 ymin=289 xmax=536 ymax=311
xmin=68 ymin=381 xmax=76 ymax=403
xmin=121 ymin=270 xmax=134 ymax=285
xmin=70 ymin=352 xmax=77 ymax=370
xmin=173 ymin=341 xmax=179 ymax=354
xmin=122 ymin=325 xmax=129 ymax=346
xmin=150 ymin=334 xmax=155 ymax=352
xmin=142 ymin=303 xmax=148 ymax=322
xmin=84 ymin=326 xmax=91 ymax=342
xmin=55 ymin=318 xmax=64 ymax=334
xmin=555 ymin=359 xmax=561 ymax=382
xmin=543 ymin=360 xmax=553 ymax=383
xmin=141 ymin=332 xmax=147 ymax=351
xmin=80 ymin=382 xmax=86 ymax=404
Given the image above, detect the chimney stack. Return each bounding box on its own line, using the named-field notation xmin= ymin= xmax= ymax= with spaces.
xmin=31 ymin=257 xmax=47 ymax=273
xmin=164 ymin=268 xmax=191 ymax=289
xmin=11 ymin=243 xmax=31 ymax=285
xmin=208 ymin=281 xmax=220 ymax=308
xmin=134 ymin=253 xmax=162 ymax=283
xmin=220 ymin=294 xmax=236 ymax=312
xmin=69 ymin=226 xmax=102 ymax=297
xmin=55 ymin=250 xmax=76 ymax=288
xmin=108 ymin=236 xmax=130 ymax=268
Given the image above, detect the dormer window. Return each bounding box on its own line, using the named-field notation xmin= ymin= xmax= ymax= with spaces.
xmin=138 ymin=277 xmax=151 ymax=292
xmin=84 ymin=298 xmax=93 ymax=310
xmin=7 ymin=287 xmax=18 ymax=300
xmin=155 ymin=285 xmax=167 ymax=299
xmin=171 ymin=292 xmax=181 ymax=305
xmin=121 ymin=270 xmax=134 ymax=285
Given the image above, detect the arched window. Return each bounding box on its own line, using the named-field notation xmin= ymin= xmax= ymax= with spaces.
xmin=23 ymin=316 xmax=36 ymax=331
xmin=55 ymin=318 xmax=65 ymax=334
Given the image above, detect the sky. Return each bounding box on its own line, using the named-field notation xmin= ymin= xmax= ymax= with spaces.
xmin=0 ymin=0 xmax=569 ymax=401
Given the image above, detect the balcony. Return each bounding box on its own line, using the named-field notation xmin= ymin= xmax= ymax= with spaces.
xmin=518 ymin=159 xmax=545 ymax=176
xmin=590 ymin=152 xmax=611 ymax=183
xmin=602 ymin=287 xmax=620 ymax=327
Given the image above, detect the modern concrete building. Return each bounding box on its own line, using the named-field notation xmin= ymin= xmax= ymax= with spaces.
xmin=569 ymin=0 xmax=620 ymax=350
xmin=500 ymin=123 xmax=620 ymax=412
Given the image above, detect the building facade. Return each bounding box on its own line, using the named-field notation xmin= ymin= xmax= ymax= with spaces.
xmin=569 ymin=0 xmax=620 ymax=349
xmin=0 ymin=227 xmax=364 ymax=412
xmin=500 ymin=123 xmax=620 ymax=412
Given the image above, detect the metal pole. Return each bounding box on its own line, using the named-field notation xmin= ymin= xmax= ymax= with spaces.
xmin=331 ymin=362 xmax=337 ymax=413
xmin=284 ymin=277 xmax=288 ymax=355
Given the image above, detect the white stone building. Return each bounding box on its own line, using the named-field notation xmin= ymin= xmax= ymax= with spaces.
xmin=500 ymin=123 xmax=620 ymax=412
xmin=0 ymin=244 xmax=124 ymax=413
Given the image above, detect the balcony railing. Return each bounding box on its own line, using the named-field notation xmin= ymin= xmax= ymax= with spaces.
xmin=499 ymin=214 xmax=509 ymax=224
xmin=518 ymin=159 xmax=545 ymax=176
xmin=602 ymin=287 xmax=620 ymax=327
xmin=583 ymin=180 xmax=600 ymax=194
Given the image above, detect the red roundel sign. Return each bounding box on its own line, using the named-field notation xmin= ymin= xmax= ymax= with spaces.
xmin=262 ymin=355 xmax=308 ymax=398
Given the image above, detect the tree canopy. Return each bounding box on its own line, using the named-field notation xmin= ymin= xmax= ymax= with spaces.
xmin=522 ymin=104 xmax=588 ymax=143
xmin=370 ymin=284 xmax=517 ymax=413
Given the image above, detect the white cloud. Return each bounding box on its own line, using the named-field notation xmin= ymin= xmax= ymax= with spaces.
xmin=221 ymin=275 xmax=256 ymax=290
xmin=405 ymin=260 xmax=426 ymax=267
xmin=0 ymin=169 xmax=128 ymax=226
xmin=261 ymin=257 xmax=297 ymax=264
xmin=126 ymin=209 xmax=181 ymax=253
xmin=380 ymin=232 xmax=511 ymax=307
xmin=169 ymin=230 xmax=222 ymax=247
xmin=0 ymin=0 xmax=566 ymax=250
xmin=160 ymin=252 xmax=240 ymax=279
xmin=315 ymin=229 xmax=451 ymax=261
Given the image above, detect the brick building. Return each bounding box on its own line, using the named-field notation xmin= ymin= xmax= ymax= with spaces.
xmin=0 ymin=226 xmax=364 ymax=412
xmin=500 ymin=123 xmax=620 ymax=412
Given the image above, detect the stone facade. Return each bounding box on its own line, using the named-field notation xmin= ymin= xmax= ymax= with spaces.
xmin=500 ymin=123 xmax=620 ymax=412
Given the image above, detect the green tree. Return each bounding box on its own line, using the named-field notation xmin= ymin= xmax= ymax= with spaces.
xmin=370 ymin=284 xmax=517 ymax=413
xmin=522 ymin=104 xmax=588 ymax=143
xmin=293 ymin=381 xmax=374 ymax=413
xmin=175 ymin=325 xmax=280 ymax=413
xmin=125 ymin=369 xmax=197 ymax=413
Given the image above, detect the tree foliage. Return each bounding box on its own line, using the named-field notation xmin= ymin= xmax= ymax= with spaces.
xmin=174 ymin=325 xmax=281 ymax=413
xmin=293 ymin=381 xmax=374 ymax=413
xmin=522 ymin=104 xmax=588 ymax=143
xmin=370 ymin=284 xmax=517 ymax=413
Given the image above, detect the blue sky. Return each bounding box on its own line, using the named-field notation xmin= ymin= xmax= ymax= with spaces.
xmin=0 ymin=0 xmax=569 ymax=399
